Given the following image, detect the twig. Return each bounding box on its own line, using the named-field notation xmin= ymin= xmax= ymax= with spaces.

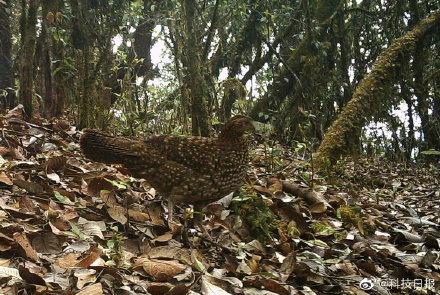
xmin=25 ymin=122 xmax=53 ymax=133
xmin=1 ymin=128 xmax=11 ymax=148
xmin=197 ymin=234 xmax=235 ymax=253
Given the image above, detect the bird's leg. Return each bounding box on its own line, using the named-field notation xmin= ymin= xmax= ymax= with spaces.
xmin=167 ymin=199 xmax=174 ymax=224
xmin=181 ymin=207 xmax=191 ymax=247
xmin=167 ymin=198 xmax=182 ymax=235
xmin=194 ymin=204 xmax=210 ymax=238
xmin=167 ymin=199 xmax=190 ymax=245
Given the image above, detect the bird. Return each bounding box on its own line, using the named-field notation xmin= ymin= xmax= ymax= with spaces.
xmin=79 ymin=115 xmax=256 ymax=223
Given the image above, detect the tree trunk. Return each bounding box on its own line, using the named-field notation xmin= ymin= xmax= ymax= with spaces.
xmin=0 ymin=0 xmax=15 ymax=110
xmin=53 ymin=38 xmax=66 ymax=117
xmin=336 ymin=6 xmax=352 ymax=106
xmin=78 ymin=48 xmax=92 ymax=129
xmin=133 ymin=0 xmax=155 ymax=77
xmin=40 ymin=0 xmax=54 ymax=118
xmin=45 ymin=0 xmax=66 ymax=117
xmin=70 ymin=0 xmax=93 ymax=128
xmin=432 ymin=73 xmax=440 ymax=147
xmin=401 ymin=79 xmax=415 ymax=161
xmin=409 ymin=0 xmax=439 ymax=150
xmin=182 ymin=0 xmax=210 ymax=136
xmin=18 ymin=0 xmax=39 ymax=120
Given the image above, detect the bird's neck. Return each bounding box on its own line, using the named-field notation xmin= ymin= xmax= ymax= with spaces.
xmin=217 ymin=133 xmax=249 ymax=147
xmin=218 ymin=130 xmax=240 ymax=142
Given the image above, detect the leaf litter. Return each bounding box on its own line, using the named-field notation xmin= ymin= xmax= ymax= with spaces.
xmin=0 ymin=110 xmax=438 ymax=294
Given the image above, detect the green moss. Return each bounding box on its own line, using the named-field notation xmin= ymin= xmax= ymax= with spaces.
xmin=232 ymin=186 xmax=280 ymax=242
xmin=336 ymin=205 xmax=376 ymax=236
xmin=314 ymin=11 xmax=440 ymax=170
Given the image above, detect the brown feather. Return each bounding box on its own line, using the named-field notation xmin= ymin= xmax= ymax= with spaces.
xmin=80 ymin=116 xmax=255 ymax=208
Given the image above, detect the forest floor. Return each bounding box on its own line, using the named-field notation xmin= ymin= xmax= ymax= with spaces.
xmin=0 ymin=106 xmax=439 ymax=295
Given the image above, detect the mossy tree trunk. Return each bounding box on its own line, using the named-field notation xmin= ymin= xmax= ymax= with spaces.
xmin=70 ymin=0 xmax=93 ymax=129
xmin=433 ymin=68 xmax=440 ymax=132
xmin=133 ymin=0 xmax=155 ymax=78
xmin=400 ymin=78 xmax=415 ymax=161
xmin=314 ymin=11 xmax=440 ymax=169
xmin=53 ymin=38 xmax=66 ymax=116
xmin=182 ymin=0 xmax=210 ymax=137
xmin=249 ymin=0 xmax=342 ymax=123
xmin=39 ymin=0 xmax=54 ymax=118
xmin=335 ymin=5 xmax=352 ymax=107
xmin=166 ymin=22 xmax=189 ymax=133
xmin=409 ymin=2 xmax=440 ymax=150
xmin=18 ymin=0 xmax=39 ymax=120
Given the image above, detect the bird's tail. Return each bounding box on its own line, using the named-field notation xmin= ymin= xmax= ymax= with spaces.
xmin=80 ymin=129 xmax=143 ymax=165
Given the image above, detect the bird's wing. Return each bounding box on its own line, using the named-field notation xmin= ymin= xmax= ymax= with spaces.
xmin=143 ymin=135 xmax=219 ymax=172
xmin=131 ymin=159 xmax=218 ymax=203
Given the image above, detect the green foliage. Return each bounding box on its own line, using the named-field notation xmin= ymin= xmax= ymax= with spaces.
xmin=420 ymin=149 xmax=440 ymax=156
xmin=106 ymin=231 xmax=124 ymax=266
xmin=232 ymin=186 xmax=280 ymax=242
xmin=53 ymin=191 xmax=74 ymax=205
xmin=286 ymin=220 xmax=301 ymax=238
xmin=104 ymin=178 xmax=128 ymax=190
xmin=337 ymin=205 xmax=376 ymax=236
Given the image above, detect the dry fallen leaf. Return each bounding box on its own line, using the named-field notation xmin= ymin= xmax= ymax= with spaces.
xmin=107 ymin=205 xmax=128 ymax=224
xmin=201 ymin=275 xmax=233 ymax=295
xmin=151 ymin=232 xmax=173 ymax=243
xmin=55 ymin=253 xmax=82 ymax=269
xmin=0 ymin=172 xmax=13 ymax=186
xmin=76 ymin=248 xmax=102 ymax=268
xmin=46 ymin=155 xmax=67 ymax=173
xmin=13 ymin=232 xmax=40 ymax=262
xmin=135 ymin=258 xmax=188 ymax=282
xmin=74 ymin=269 xmax=97 ymax=289
xmin=76 ymin=282 xmax=103 ymax=295
xmin=0 ymin=266 xmax=22 ymax=280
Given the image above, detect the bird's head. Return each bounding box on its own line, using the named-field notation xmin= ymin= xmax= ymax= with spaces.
xmin=219 ymin=115 xmax=256 ymax=141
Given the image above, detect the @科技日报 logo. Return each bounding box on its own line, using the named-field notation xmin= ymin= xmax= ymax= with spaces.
xmin=359 ymin=278 xmax=374 ymax=290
